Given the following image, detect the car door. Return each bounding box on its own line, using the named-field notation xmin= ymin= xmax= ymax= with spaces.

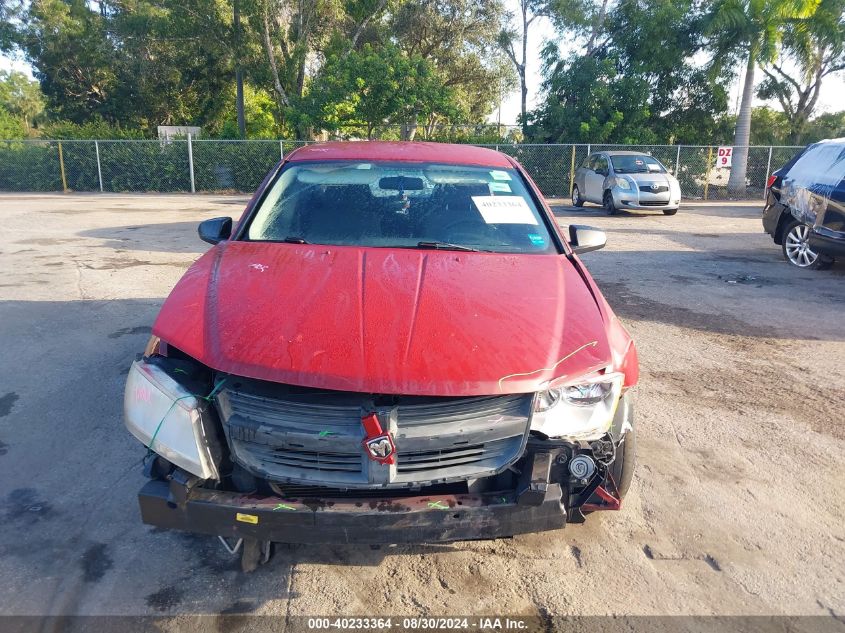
xmin=574 ymin=155 xmax=593 ymax=198
xmin=585 ymin=154 xmax=608 ymax=203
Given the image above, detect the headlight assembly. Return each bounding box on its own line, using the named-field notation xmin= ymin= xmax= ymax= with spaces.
xmin=124 ymin=359 xmax=220 ymax=480
xmin=531 ymin=372 xmax=624 ymax=441
xmin=614 ymin=177 xmax=631 ymax=190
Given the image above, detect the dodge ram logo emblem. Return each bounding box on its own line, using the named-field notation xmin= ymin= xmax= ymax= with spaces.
xmin=361 ymin=412 xmax=396 ymax=465
xmin=364 ymin=436 xmax=395 ymax=463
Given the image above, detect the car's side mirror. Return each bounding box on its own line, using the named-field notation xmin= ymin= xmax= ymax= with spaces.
xmin=568 ymin=225 xmax=606 ymax=254
xmin=198 ymin=217 xmax=232 ymax=245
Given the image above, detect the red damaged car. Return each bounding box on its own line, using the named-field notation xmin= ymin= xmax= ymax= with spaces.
xmin=124 ymin=142 xmax=639 ymax=570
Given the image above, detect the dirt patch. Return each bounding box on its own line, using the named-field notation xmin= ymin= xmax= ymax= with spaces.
xmin=600 ymin=281 xmax=772 ymax=338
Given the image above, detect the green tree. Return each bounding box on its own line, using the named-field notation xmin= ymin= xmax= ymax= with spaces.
xmin=803 ymin=109 xmax=845 ymax=140
xmin=498 ymin=0 xmax=548 ymax=134
xmin=0 ymin=106 xmax=26 ymax=138
xmin=0 ymin=0 xmax=24 ymax=52
xmin=219 ymin=84 xmax=280 ymax=138
xmin=304 ymin=43 xmax=455 ymax=139
xmin=391 ymin=0 xmax=514 ymax=137
xmin=18 ymin=0 xmax=117 ymax=123
xmin=16 ymin=0 xmax=234 ymax=132
xmin=250 ymin=0 xmax=349 ymax=136
xmin=706 ymin=0 xmax=821 ymax=195
xmin=531 ymin=0 xmax=731 ymax=145
xmin=756 ymin=0 xmax=845 ymax=143
xmin=746 ymin=105 xmax=793 ymax=144
xmin=0 ymin=70 xmax=45 ymax=133
xmin=530 ymin=53 xmax=655 ymax=143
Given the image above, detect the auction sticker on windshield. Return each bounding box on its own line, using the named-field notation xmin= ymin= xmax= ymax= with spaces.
xmin=472 ymin=196 xmax=538 ymax=224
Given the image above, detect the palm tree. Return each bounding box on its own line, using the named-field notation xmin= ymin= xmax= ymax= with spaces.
xmin=707 ymin=0 xmax=820 ymax=196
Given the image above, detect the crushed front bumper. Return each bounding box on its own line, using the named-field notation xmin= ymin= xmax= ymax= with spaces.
xmin=138 ymin=479 xmax=568 ymax=544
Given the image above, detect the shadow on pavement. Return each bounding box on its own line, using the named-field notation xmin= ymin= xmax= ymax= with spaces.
xmin=78 ymin=222 xmax=216 ymax=254
xmin=548 ymin=202 xmax=764 ymax=220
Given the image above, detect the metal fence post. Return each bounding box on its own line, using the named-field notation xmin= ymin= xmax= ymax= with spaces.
xmin=94 ymin=140 xmax=103 ymax=192
xmin=675 ymin=145 xmax=681 ymax=176
xmin=764 ymin=146 xmax=773 ymax=200
xmin=703 ymin=146 xmax=713 ymax=200
xmin=569 ymin=144 xmax=576 ymax=195
xmin=280 ymin=140 xmax=284 ymax=162
xmin=57 ymin=141 xmax=68 ymax=192
xmin=187 ymin=134 xmax=196 ymax=193
xmin=586 ymin=144 xmax=591 ymax=156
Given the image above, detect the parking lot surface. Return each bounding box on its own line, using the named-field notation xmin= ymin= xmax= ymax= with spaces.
xmin=0 ymin=194 xmax=843 ymax=622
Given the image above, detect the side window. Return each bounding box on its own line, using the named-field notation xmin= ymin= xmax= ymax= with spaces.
xmin=583 ymin=154 xmax=596 ymax=170
xmin=595 ymin=156 xmax=608 ymax=175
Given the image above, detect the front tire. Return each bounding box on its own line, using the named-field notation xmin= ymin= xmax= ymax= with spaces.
xmin=611 ymin=423 xmax=636 ymax=499
xmin=572 ymin=184 xmax=584 ymax=207
xmin=241 ymin=538 xmax=273 ymax=572
xmin=781 ymin=220 xmax=833 ymax=269
xmin=603 ymin=190 xmax=619 ymax=216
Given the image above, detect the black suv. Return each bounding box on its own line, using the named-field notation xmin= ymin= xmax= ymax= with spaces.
xmin=762 ymin=139 xmax=845 ymax=270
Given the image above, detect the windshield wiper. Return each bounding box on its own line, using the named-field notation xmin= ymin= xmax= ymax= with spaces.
xmin=416 ymin=241 xmax=480 ymax=252
xmin=282 ymin=236 xmax=309 ymax=244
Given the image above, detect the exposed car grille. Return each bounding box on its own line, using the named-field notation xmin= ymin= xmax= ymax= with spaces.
xmin=640 ymin=185 xmax=668 ymax=193
xmin=215 ymin=380 xmax=532 ymax=489
xmin=639 ymin=200 xmax=671 ymax=206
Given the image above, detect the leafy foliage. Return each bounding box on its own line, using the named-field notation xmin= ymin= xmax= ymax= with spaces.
xmin=0 ymin=0 xmax=842 ymax=146
xmin=0 ymin=70 xmax=45 ymax=133
xmin=302 ymin=43 xmax=456 ymax=138
xmin=756 ymin=0 xmax=845 ymax=142
xmin=529 ymin=0 xmax=733 ymax=145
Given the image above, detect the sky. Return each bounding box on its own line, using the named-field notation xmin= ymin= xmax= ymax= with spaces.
xmin=2 ymin=1 xmax=844 ymax=128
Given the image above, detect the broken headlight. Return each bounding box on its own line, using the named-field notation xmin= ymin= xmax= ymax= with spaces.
xmin=143 ymin=334 xmax=168 ymax=357
xmin=531 ymin=372 xmax=623 ymax=441
xmin=124 ymin=359 xmax=219 ymax=480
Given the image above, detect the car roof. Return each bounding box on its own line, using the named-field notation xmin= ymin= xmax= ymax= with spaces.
xmin=603 ymin=151 xmax=654 ymax=157
xmin=285 ymin=141 xmax=514 ymax=168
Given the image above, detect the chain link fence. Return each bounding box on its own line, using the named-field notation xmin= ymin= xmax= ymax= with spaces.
xmin=0 ymin=139 xmax=802 ymax=201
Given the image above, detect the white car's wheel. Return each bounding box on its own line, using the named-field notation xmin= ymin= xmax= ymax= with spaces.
xmin=572 ymin=184 xmax=584 ymax=207
xmin=603 ymin=190 xmax=618 ymax=215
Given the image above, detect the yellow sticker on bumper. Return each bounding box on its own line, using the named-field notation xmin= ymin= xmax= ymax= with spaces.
xmin=236 ymin=513 xmax=258 ymax=524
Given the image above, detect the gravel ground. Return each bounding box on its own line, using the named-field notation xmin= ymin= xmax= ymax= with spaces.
xmin=0 ymin=194 xmax=842 ymax=625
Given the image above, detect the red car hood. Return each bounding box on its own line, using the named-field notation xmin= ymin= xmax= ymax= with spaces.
xmin=153 ymin=242 xmax=613 ymax=396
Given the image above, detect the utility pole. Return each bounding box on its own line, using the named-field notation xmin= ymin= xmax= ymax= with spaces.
xmin=234 ymin=0 xmax=246 ymax=138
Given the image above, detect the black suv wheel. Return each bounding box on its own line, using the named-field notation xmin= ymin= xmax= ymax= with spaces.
xmin=781 ymin=220 xmax=833 ymax=269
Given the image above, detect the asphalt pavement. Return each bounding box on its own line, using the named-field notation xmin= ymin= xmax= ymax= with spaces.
xmin=0 ymin=194 xmax=842 ymax=626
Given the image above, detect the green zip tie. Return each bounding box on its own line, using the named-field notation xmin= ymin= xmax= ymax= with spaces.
xmin=146 ymin=377 xmax=227 ymax=456
xmin=273 ymin=503 xmax=296 ymax=511
xmin=428 ymin=501 xmax=448 ymax=510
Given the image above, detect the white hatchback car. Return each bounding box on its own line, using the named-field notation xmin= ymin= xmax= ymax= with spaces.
xmin=572 ymin=151 xmax=681 ymax=215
